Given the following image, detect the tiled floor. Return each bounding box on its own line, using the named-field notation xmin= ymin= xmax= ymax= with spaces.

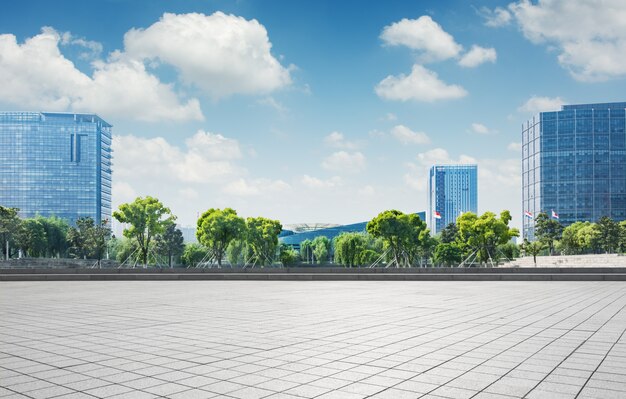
xmin=1 ymin=281 xmax=625 ymax=399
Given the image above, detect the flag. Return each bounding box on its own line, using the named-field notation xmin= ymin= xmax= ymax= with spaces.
xmin=551 ymin=210 xmax=559 ymax=219
xmin=434 ymin=211 xmax=442 ymax=219
xmin=524 ymin=211 xmax=533 ymax=219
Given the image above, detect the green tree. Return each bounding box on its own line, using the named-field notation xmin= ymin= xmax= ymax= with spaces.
xmin=334 ymin=232 xmax=368 ymax=267
xmin=521 ymin=238 xmax=544 ymax=266
xmin=620 ymin=221 xmax=626 ymax=253
xmin=34 ymin=216 xmax=70 ymax=258
xmin=596 ymin=216 xmax=620 ymax=253
xmin=114 ymin=237 xmax=142 ymax=265
xmin=0 ymin=206 xmax=21 ymax=260
xmin=278 ymin=244 xmax=299 ymax=266
xmin=577 ymin=222 xmax=601 ymax=254
xmin=113 ymin=196 xmax=175 ymax=266
xmin=433 ymin=242 xmax=463 ymax=267
xmin=226 ymin=239 xmax=247 ymax=266
xmin=67 ymin=217 xmax=94 ymax=259
xmin=155 ymin=223 xmax=185 ymax=267
xmin=456 ymin=211 xmax=519 ymax=266
xmin=439 ymin=223 xmax=459 ymax=243
xmin=404 ymin=214 xmax=431 ymax=266
xmin=498 ymin=242 xmax=520 ymax=260
xmin=246 ymin=217 xmax=282 ymax=266
xmin=300 ymin=239 xmax=313 ymax=264
xmin=312 ymin=236 xmax=331 ymax=263
xmin=107 ymin=236 xmax=122 ymax=262
xmin=196 ymin=208 xmax=245 ymax=267
xmin=15 ymin=219 xmax=47 ymax=257
xmin=534 ymin=212 xmax=563 ymax=255
xmin=367 ymin=210 xmax=429 ymax=267
xmin=67 ymin=217 xmax=111 ymax=266
xmin=84 ymin=219 xmax=112 ymax=267
xmin=181 ymin=243 xmax=208 ymax=267
xmin=357 ymin=249 xmax=380 ymax=265
xmin=558 ymin=221 xmax=586 ymax=255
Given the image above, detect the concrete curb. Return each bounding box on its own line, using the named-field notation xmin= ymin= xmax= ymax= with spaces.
xmin=2 ymin=271 xmax=626 ymax=281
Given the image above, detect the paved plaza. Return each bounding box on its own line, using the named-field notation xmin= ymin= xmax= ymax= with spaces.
xmin=1 ymin=282 xmax=625 ymax=399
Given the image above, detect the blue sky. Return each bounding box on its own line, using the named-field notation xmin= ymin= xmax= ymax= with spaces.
xmin=1 ymin=0 xmax=625 ymax=230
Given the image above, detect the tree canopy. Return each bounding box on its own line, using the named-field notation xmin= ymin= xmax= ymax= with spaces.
xmin=366 ymin=210 xmax=430 ymax=267
xmin=245 ymin=217 xmax=282 ymax=266
xmin=534 ymin=212 xmax=563 ymax=255
xmin=456 ymin=211 xmax=519 ymax=265
xmin=113 ymin=196 xmax=175 ymax=266
xmin=596 ymin=216 xmax=621 ymax=253
xmin=196 ymin=208 xmax=245 ymax=267
xmin=155 ymin=223 xmax=185 ymax=267
xmin=0 ymin=206 xmax=21 ymax=260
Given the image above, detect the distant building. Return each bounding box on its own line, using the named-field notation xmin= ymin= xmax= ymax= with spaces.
xmin=522 ymin=102 xmax=626 ymax=240
xmin=0 ymin=112 xmax=112 ymax=224
xmin=280 ymin=212 xmax=427 ymax=251
xmin=178 ymin=225 xmax=198 ymax=243
xmin=428 ymin=165 xmax=478 ymax=235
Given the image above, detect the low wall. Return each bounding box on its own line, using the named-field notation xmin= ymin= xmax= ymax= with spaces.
xmin=2 ymin=266 xmax=626 ymax=281
xmin=0 ymin=258 xmax=118 ymax=269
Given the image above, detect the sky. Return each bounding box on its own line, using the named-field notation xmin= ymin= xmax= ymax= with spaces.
xmin=1 ymin=0 xmax=625 ymax=231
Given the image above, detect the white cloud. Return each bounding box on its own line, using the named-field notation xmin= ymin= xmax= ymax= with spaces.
xmin=111 ymin=131 xmax=299 ymax=226
xmin=470 ymin=123 xmax=493 ymax=135
xmin=223 ymin=178 xmax=290 ymax=197
xmin=478 ymin=6 xmax=512 ymax=27
xmin=509 ymin=0 xmax=626 ymax=81
xmin=391 ymin=125 xmax=431 ymax=145
xmin=375 ymin=64 xmax=467 ymax=102
xmin=458 ymin=45 xmax=497 ymax=67
xmin=112 ymin=132 xmax=242 ymax=184
xmin=179 ymin=188 xmax=199 ymax=200
xmin=323 ymin=131 xmax=360 ymax=150
xmin=111 ymin=182 xmax=137 ymax=211
xmin=518 ymin=96 xmax=565 ymax=113
xmin=301 ymin=175 xmax=343 ymax=189
xmin=0 ymin=12 xmax=292 ymax=121
xmin=257 ymin=96 xmax=287 ymax=114
xmin=358 ymin=185 xmax=376 ymax=196
xmin=185 ymin=130 xmax=242 ymax=160
xmin=508 ymin=142 xmax=522 ymax=152
xmin=0 ymin=28 xmax=203 ymax=122
xmin=380 ymin=16 xmax=462 ymax=61
xmin=381 ymin=113 xmax=397 ymax=121
xmin=60 ymin=31 xmax=103 ymax=60
xmin=124 ymin=12 xmax=292 ymax=98
xmin=321 ymin=151 xmax=366 ymax=173
xmin=77 ymin=57 xmax=203 ymax=122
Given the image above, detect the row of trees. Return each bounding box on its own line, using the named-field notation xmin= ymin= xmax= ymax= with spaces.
xmin=111 ymin=199 xmax=285 ymax=268
xmin=6 ymin=195 xmax=625 ymax=268
xmin=0 ymin=206 xmax=112 ymax=266
xmin=529 ymin=212 xmax=626 ymax=256
xmin=291 ymin=210 xmax=519 ymax=268
xmin=108 ymin=199 xmax=519 ymax=268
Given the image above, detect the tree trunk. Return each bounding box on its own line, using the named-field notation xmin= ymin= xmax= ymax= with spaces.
xmin=169 ymin=253 xmax=172 ymax=268
xmin=5 ymin=239 xmax=8 ymax=260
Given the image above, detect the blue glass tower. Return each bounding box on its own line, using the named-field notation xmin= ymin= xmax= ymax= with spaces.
xmin=0 ymin=112 xmax=112 ymax=224
xmin=428 ymin=165 xmax=478 ymax=235
xmin=522 ymin=102 xmax=626 ymax=240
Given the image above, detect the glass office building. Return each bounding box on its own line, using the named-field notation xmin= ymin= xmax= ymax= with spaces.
xmin=522 ymin=102 xmax=626 ymax=240
xmin=0 ymin=112 xmax=112 ymax=224
xmin=428 ymin=165 xmax=478 ymax=235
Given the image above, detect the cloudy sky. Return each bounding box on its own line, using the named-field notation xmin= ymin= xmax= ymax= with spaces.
xmin=1 ymin=0 xmax=625 ymax=230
